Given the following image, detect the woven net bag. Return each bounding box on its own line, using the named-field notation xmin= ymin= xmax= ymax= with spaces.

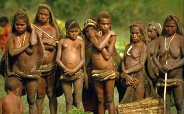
xmin=117 ymin=97 xmax=163 ymax=114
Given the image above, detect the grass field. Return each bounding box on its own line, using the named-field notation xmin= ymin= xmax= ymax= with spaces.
xmin=0 ymin=75 xmax=178 ymax=114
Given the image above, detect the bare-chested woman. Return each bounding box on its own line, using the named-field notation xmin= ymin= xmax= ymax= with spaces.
xmin=153 ymin=14 xmax=184 ymax=114
xmin=120 ymin=21 xmax=147 ymax=103
xmin=5 ymin=9 xmax=44 ymax=114
xmin=33 ymin=3 xmax=63 ymax=114
xmin=146 ymin=21 xmax=162 ymax=88
xmin=56 ymin=19 xmax=85 ymax=113
xmin=87 ymin=12 xmax=117 ymax=114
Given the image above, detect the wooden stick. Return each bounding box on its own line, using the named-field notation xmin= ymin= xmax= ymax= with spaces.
xmin=164 ymin=73 xmax=167 ymax=114
xmin=31 ymin=24 xmax=59 ymax=43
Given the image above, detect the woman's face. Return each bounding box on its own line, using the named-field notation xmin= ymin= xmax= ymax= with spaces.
xmin=14 ymin=18 xmax=27 ymax=34
xmin=165 ymin=20 xmax=177 ymax=36
xmin=98 ymin=18 xmax=111 ymax=32
xmin=38 ymin=8 xmax=50 ymax=24
xmin=148 ymin=26 xmax=158 ymax=40
xmin=130 ymin=26 xmax=142 ymax=43
xmin=68 ymin=27 xmax=80 ymax=40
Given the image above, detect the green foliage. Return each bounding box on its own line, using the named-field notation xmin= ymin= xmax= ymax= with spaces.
xmin=0 ymin=0 xmax=6 ymax=9
xmin=68 ymin=108 xmax=86 ymax=114
xmin=0 ymin=0 xmax=183 ymax=53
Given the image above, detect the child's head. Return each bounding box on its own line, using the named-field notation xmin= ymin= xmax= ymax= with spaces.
xmin=65 ymin=19 xmax=81 ymax=40
xmin=82 ymin=18 xmax=97 ymax=38
xmin=148 ymin=21 xmax=162 ymax=39
xmin=129 ymin=21 xmax=147 ymax=43
xmin=11 ymin=9 xmax=31 ymax=34
xmin=0 ymin=16 xmax=9 ymax=27
xmin=97 ymin=11 xmax=112 ymax=32
xmin=5 ymin=77 xmax=20 ymax=93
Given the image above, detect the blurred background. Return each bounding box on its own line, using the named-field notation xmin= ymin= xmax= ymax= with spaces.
xmin=0 ymin=0 xmax=183 ymax=53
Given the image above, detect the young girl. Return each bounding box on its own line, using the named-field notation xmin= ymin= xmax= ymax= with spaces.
xmin=56 ymin=19 xmax=85 ymax=113
xmin=87 ymin=12 xmax=117 ymax=114
xmin=5 ymin=9 xmax=43 ymax=114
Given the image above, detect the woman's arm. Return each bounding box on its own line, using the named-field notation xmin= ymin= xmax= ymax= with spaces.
xmin=56 ymin=39 xmax=68 ymax=71
xmin=100 ymin=35 xmax=116 ymax=60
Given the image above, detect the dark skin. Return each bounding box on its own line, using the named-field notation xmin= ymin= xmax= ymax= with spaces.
xmin=147 ymin=25 xmax=160 ymax=87
xmin=88 ymin=17 xmax=116 ymax=114
xmin=147 ymin=25 xmax=159 ymax=75
xmin=56 ymin=27 xmax=85 ymax=113
xmin=34 ymin=7 xmax=57 ymax=114
xmin=121 ymin=26 xmax=147 ymax=100
xmin=153 ymin=20 xmax=184 ymax=114
xmin=0 ymin=89 xmax=23 ymax=114
xmin=8 ymin=18 xmax=39 ymax=114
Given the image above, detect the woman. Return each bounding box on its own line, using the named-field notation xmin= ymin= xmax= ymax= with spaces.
xmin=153 ymin=14 xmax=184 ymax=114
xmin=146 ymin=21 xmax=162 ymax=88
xmin=120 ymin=21 xmax=148 ymax=103
xmin=33 ymin=3 xmax=63 ymax=114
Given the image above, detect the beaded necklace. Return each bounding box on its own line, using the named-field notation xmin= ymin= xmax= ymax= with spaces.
xmin=17 ymin=32 xmax=27 ymax=47
xmin=164 ymin=33 xmax=175 ymax=64
xmin=164 ymin=33 xmax=175 ymax=50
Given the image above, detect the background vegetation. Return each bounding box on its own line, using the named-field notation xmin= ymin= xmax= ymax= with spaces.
xmin=0 ymin=0 xmax=183 ymax=51
xmin=0 ymin=0 xmax=182 ymax=113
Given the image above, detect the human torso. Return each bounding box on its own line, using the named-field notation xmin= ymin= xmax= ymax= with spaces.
xmin=11 ymin=32 xmax=38 ymax=73
xmin=61 ymin=38 xmax=83 ymax=69
xmin=91 ymin=33 xmax=115 ymax=70
xmin=158 ymin=34 xmax=183 ymax=78
xmin=125 ymin=42 xmax=145 ymax=78
xmin=147 ymin=39 xmax=158 ymax=72
xmin=34 ymin=23 xmax=57 ymax=65
xmin=2 ymin=94 xmax=22 ymax=114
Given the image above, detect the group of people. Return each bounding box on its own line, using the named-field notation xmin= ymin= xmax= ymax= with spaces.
xmin=0 ymin=3 xmax=183 ymax=114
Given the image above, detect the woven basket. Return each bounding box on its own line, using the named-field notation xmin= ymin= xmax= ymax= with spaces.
xmin=117 ymin=98 xmax=163 ymax=114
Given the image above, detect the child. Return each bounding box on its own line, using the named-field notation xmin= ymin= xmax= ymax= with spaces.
xmin=0 ymin=16 xmax=11 ymax=53
xmin=86 ymin=12 xmax=117 ymax=114
xmin=56 ymin=19 xmax=85 ymax=113
xmin=0 ymin=77 xmax=23 ymax=114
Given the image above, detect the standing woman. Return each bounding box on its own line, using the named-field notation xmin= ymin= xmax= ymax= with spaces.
xmin=33 ymin=3 xmax=63 ymax=114
xmin=120 ymin=21 xmax=148 ymax=103
xmin=146 ymin=21 xmax=162 ymax=88
xmin=153 ymin=14 xmax=184 ymax=114
xmin=87 ymin=12 xmax=117 ymax=114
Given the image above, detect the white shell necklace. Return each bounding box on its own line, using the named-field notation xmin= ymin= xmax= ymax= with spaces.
xmin=164 ymin=33 xmax=175 ymax=50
